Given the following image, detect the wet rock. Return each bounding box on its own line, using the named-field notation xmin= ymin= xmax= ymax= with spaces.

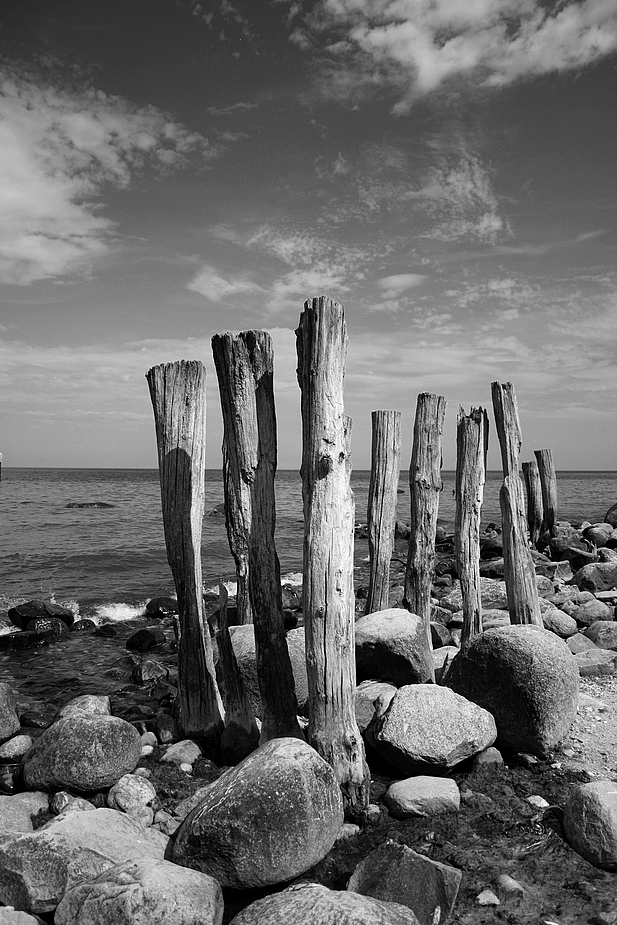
xmin=347 ymin=840 xmax=461 ymax=925
xmin=355 ymin=681 xmax=397 ymax=734
xmin=155 ymin=712 xmax=180 ymax=745
xmin=228 ymin=883 xmax=420 ymax=924
xmin=95 ymin=623 xmax=117 ymax=638
xmin=55 ymin=857 xmax=223 ymax=925
xmin=126 ymin=626 xmax=166 ymax=651
xmin=145 ymin=597 xmax=178 ymax=618
xmin=0 ymin=684 xmax=20 ymax=744
xmin=0 ymin=807 xmax=169 ymax=913
xmin=131 ymin=658 xmax=169 ymax=685
xmin=355 ymin=609 xmax=434 ymax=685
xmin=0 ymin=631 xmax=53 ymax=651
xmin=25 ymin=618 xmax=70 ymax=639
xmin=7 ymin=601 xmax=74 ymax=631
xmin=23 ymin=714 xmax=141 ymax=793
xmin=383 ymin=777 xmax=460 ymax=818
xmin=173 ymin=737 xmax=343 ymax=890
xmin=446 ymin=625 xmax=579 ymax=755
xmin=564 ymin=780 xmax=617 ymax=870
xmin=368 ymin=684 xmax=496 ymax=774
xmin=584 ymin=621 xmax=617 ymax=651
xmin=70 ymin=619 xmax=96 ymax=633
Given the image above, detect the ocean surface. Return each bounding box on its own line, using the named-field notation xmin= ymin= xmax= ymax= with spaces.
xmin=0 ymin=467 xmax=616 ymax=715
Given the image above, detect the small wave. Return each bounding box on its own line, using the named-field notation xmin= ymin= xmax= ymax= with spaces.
xmin=93 ymin=601 xmax=147 ymax=623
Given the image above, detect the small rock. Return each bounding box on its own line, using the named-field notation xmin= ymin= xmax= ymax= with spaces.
xmin=384 ymin=776 xmax=460 ymax=818
xmin=476 ymin=889 xmax=500 ymax=906
xmin=527 ymin=795 xmax=550 ymax=808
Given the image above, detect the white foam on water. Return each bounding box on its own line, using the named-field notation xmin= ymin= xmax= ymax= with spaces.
xmin=94 ymin=601 xmax=147 ymax=623
xmin=281 ymin=571 xmax=303 ymax=588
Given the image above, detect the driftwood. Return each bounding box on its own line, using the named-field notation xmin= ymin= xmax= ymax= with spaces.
xmin=455 ymin=406 xmax=487 ymax=647
xmin=403 ymin=392 xmax=446 ymax=680
xmin=535 ymin=448 xmax=558 ymax=535
xmin=216 ymin=582 xmax=260 ymax=765
xmin=296 ymin=296 xmax=370 ymax=821
xmin=365 ymin=410 xmax=402 ymax=614
xmin=146 ymin=361 xmax=224 ymax=744
xmin=522 ymin=459 xmax=543 ymax=547
xmin=491 ymin=382 xmax=542 ymax=626
xmin=212 ymin=331 xmax=302 ymax=743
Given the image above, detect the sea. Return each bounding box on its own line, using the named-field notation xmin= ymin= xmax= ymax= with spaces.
xmin=0 ymin=467 xmax=616 ymax=715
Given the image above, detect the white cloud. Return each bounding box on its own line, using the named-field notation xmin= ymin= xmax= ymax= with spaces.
xmin=187 ymin=265 xmax=264 ymax=301
xmin=377 ymin=272 xmax=426 ymax=298
xmin=301 ymin=0 xmax=617 ymax=108
xmin=0 ymin=63 xmax=215 ymax=285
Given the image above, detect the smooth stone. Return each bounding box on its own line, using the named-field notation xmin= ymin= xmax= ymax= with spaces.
xmin=355 ymin=609 xmax=434 ymax=685
xmin=564 ymin=780 xmax=617 ymax=870
xmin=446 ymin=625 xmax=579 ymax=755
xmin=228 ymin=883 xmax=420 ymax=924
xmin=160 ymin=739 xmax=202 ymax=766
xmin=23 ymin=714 xmax=141 ymax=793
xmin=173 ymin=737 xmax=343 ymax=890
xmin=0 ymin=735 xmax=32 ymax=760
xmin=542 ymin=608 xmax=578 ymax=638
xmin=567 ymin=633 xmax=597 ymax=655
xmin=572 ymin=600 xmax=614 ymax=626
xmin=368 ymin=684 xmax=496 ymax=774
xmin=55 ymin=858 xmax=223 ymax=925
xmin=347 ymin=840 xmax=461 ymax=925
xmin=383 ymin=777 xmax=460 ymax=818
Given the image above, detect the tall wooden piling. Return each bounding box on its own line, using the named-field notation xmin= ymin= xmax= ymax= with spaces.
xmin=455 ymin=406 xmax=487 ymax=647
xmin=403 ymin=392 xmax=446 ymax=680
xmin=296 ymin=296 xmax=369 ymax=821
xmin=491 ymin=382 xmax=542 ymax=626
xmin=522 ymin=459 xmax=543 ymax=547
xmin=212 ymin=331 xmax=302 ymax=743
xmin=146 ymin=361 xmax=224 ymax=744
xmin=222 ymin=443 xmax=252 ymax=625
xmin=534 ymin=448 xmax=558 ymax=535
xmin=365 ymin=410 xmax=401 ymax=615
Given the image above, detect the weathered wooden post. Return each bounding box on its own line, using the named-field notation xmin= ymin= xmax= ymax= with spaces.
xmin=403 ymin=392 xmax=446 ymax=681
xmin=491 ymin=382 xmax=542 ymax=626
xmin=212 ymin=331 xmax=302 ymax=743
xmin=216 ymin=582 xmax=260 ymax=764
xmin=222 ymin=443 xmax=252 ymax=625
xmin=534 ymin=448 xmax=558 ymax=535
xmin=522 ymin=459 xmax=543 ymax=547
xmin=365 ymin=410 xmax=402 ymax=615
xmin=296 ymin=296 xmax=369 ymax=821
xmin=455 ymin=406 xmax=487 ymax=647
xmin=146 ymin=361 xmax=224 ymax=744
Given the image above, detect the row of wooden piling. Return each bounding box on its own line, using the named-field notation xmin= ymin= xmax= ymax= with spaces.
xmin=146 ymin=295 xmax=558 ymax=820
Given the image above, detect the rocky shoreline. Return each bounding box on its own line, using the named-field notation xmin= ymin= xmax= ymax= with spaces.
xmin=1 ymin=507 xmax=617 ymax=923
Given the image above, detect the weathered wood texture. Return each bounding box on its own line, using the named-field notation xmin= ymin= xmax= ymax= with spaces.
xmin=491 ymin=382 xmax=542 ymax=626
xmin=403 ymin=392 xmax=446 ymax=681
xmin=216 ymin=582 xmax=260 ymax=765
xmin=455 ymin=406 xmax=487 ymax=648
xmin=296 ymin=296 xmax=369 ymax=821
xmin=212 ymin=331 xmax=302 ymax=743
xmin=222 ymin=443 xmax=252 ymax=625
xmin=534 ymin=448 xmax=558 ymax=536
xmin=146 ymin=361 xmax=224 ymax=744
xmin=522 ymin=459 xmax=543 ymax=547
xmin=365 ymin=410 xmax=402 ymax=615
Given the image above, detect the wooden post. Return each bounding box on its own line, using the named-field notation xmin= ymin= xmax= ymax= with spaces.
xmin=222 ymin=443 xmax=252 ymax=625
xmin=403 ymin=392 xmax=446 ymax=681
xmin=534 ymin=448 xmax=557 ymax=535
xmin=146 ymin=361 xmax=224 ymax=744
xmin=212 ymin=331 xmax=302 ymax=743
xmin=296 ymin=296 xmax=369 ymax=821
xmin=365 ymin=410 xmax=402 ymax=615
xmin=455 ymin=406 xmax=487 ymax=648
xmin=491 ymin=382 xmax=542 ymax=626
xmin=522 ymin=459 xmax=543 ymax=547
xmin=216 ymin=582 xmax=260 ymax=764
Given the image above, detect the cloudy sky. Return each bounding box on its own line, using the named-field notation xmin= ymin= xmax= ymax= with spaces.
xmin=1 ymin=0 xmax=616 ymax=470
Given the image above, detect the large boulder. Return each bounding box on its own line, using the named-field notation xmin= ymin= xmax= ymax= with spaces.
xmin=228 ymin=625 xmax=308 ymax=717
xmin=367 ymin=685 xmax=496 ymax=774
xmin=572 ymin=562 xmax=617 ymax=592
xmin=446 ymin=625 xmax=578 ymax=755
xmin=173 ymin=737 xmax=344 ymax=889
xmin=23 ymin=714 xmax=141 ymax=792
xmin=355 ymin=681 xmax=397 ymax=734
xmin=228 ymin=883 xmax=420 ymax=924
xmin=584 ymin=622 xmax=617 ymax=651
xmin=7 ymin=600 xmax=74 ymax=631
xmin=571 ymin=599 xmax=614 ymax=626
xmin=0 ymin=808 xmax=169 ymax=913
xmin=441 ymin=578 xmax=508 ymax=613
xmin=354 ymin=610 xmax=433 ymax=685
xmin=55 ymin=858 xmax=223 ymax=925
xmin=0 ymin=683 xmax=20 ymax=744
xmin=584 ymin=523 xmax=615 ymax=547
xmin=347 ymin=840 xmax=461 ymax=925
xmin=563 ymin=780 xmax=617 ymax=870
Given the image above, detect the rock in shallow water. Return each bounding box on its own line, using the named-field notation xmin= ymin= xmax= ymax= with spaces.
xmin=173 ymin=736 xmax=344 ymax=890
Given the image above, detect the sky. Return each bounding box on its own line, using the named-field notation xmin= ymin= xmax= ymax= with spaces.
xmin=1 ymin=0 xmax=616 ymax=471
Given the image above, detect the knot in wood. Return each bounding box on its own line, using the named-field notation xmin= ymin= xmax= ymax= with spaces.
xmin=318 ymin=454 xmax=333 ymax=479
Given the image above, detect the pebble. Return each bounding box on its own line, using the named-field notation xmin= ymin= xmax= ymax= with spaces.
xmin=179 ymin=762 xmax=193 ymax=774
xmin=496 ymin=873 xmax=525 ymax=900
xmin=141 ymin=745 xmax=154 ymax=757
xmin=477 ymin=889 xmax=500 ymax=906
xmin=527 ymin=795 xmax=550 ymax=808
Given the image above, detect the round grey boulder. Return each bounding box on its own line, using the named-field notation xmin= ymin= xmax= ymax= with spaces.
xmin=23 ymin=714 xmax=141 ymax=792
xmin=354 ymin=609 xmax=433 ymax=685
xmin=228 ymin=883 xmax=420 ymax=924
xmin=446 ymin=625 xmax=578 ymax=755
xmin=173 ymin=737 xmax=344 ymax=889
xmin=564 ymin=780 xmax=617 ymax=870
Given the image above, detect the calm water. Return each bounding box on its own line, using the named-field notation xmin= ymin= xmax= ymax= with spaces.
xmin=0 ymin=467 xmax=616 ymax=714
